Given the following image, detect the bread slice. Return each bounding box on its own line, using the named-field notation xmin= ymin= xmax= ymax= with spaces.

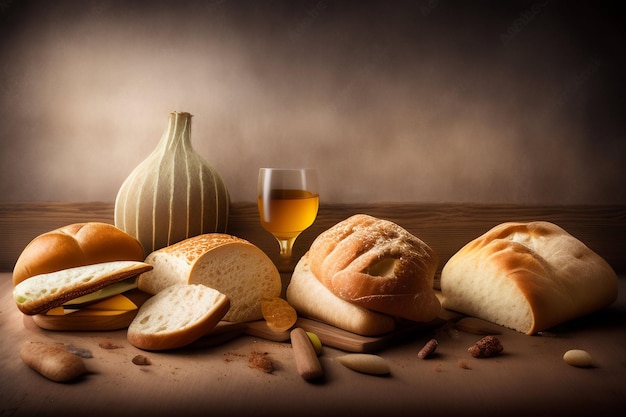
xmin=440 ymin=221 xmax=619 ymax=335
xmin=137 ymin=234 xmax=281 ymax=322
xmin=287 ymin=253 xmax=397 ymax=336
xmin=13 ymin=261 xmax=153 ymax=315
xmin=307 ymin=214 xmax=441 ymax=322
xmin=127 ymin=284 xmax=230 ymax=350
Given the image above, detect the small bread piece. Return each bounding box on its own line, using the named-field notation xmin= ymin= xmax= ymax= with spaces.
xmin=137 ymin=234 xmax=281 ymax=322
xmin=20 ymin=341 xmax=88 ymax=382
xmin=440 ymin=221 xmax=619 ymax=335
xmin=287 ymin=253 xmax=397 ymax=336
xmin=307 ymin=214 xmax=440 ymax=322
xmin=127 ymin=284 xmax=230 ymax=350
xmin=13 ymin=261 xmax=153 ymax=315
xmin=13 ymin=222 xmax=145 ymax=286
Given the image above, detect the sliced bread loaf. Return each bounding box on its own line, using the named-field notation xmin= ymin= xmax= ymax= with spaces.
xmin=127 ymin=284 xmax=230 ymax=350
xmin=137 ymin=234 xmax=281 ymax=322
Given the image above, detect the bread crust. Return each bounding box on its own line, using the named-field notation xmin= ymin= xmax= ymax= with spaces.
xmin=307 ymin=214 xmax=440 ymax=322
xmin=12 ymin=222 xmax=145 ymax=286
xmin=440 ymin=221 xmax=619 ymax=334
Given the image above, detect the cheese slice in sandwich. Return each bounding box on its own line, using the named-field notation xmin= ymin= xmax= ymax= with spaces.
xmin=45 ymin=294 xmax=138 ymax=316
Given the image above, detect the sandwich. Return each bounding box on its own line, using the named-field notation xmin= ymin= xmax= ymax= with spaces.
xmin=12 ymin=222 xmax=152 ymax=330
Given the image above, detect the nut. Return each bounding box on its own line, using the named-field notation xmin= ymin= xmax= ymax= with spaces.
xmin=336 ymin=354 xmax=390 ymax=375
xmin=132 ymin=355 xmax=152 ymax=366
xmin=468 ymin=335 xmax=503 ymax=358
xmin=418 ymin=338 xmax=438 ymax=359
xmin=563 ymin=349 xmax=593 ymax=367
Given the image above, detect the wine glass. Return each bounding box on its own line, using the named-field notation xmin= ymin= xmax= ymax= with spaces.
xmin=257 ymin=168 xmax=319 ymax=261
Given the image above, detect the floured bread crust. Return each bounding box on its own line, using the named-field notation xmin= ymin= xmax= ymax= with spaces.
xmin=440 ymin=221 xmax=618 ymax=335
xmin=307 ymin=214 xmax=440 ymax=322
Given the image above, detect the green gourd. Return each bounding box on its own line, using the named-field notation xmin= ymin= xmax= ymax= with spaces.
xmin=114 ymin=111 xmax=229 ymax=256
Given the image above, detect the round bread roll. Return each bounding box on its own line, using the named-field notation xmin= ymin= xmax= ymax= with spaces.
xmin=307 ymin=214 xmax=440 ymax=322
xmin=440 ymin=221 xmax=619 ymax=335
xmin=12 ymin=222 xmax=145 ymax=286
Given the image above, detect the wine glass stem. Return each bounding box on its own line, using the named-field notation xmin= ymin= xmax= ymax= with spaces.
xmin=277 ymin=237 xmax=296 ymax=258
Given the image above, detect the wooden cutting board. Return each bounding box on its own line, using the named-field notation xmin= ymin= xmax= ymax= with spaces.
xmin=205 ymin=317 xmax=446 ymax=353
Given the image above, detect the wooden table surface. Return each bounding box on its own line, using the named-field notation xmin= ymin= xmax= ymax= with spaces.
xmin=1 ymin=274 xmax=625 ymax=417
xmin=1 ymin=202 xmax=625 ymax=416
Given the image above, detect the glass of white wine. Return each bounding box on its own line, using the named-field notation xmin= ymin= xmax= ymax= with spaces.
xmin=257 ymin=168 xmax=319 ymax=260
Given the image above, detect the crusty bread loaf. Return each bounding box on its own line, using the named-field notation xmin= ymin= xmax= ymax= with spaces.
xmin=440 ymin=221 xmax=619 ymax=335
xmin=127 ymin=284 xmax=230 ymax=350
xmin=307 ymin=214 xmax=440 ymax=322
xmin=13 ymin=261 xmax=153 ymax=315
xmin=287 ymin=252 xmax=397 ymax=336
xmin=12 ymin=222 xmax=145 ymax=286
xmin=137 ymin=234 xmax=281 ymax=322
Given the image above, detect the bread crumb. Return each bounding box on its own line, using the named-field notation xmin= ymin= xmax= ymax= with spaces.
xmin=99 ymin=340 xmax=123 ymax=349
xmin=457 ymin=360 xmax=471 ymax=370
xmin=248 ymin=351 xmax=274 ymax=373
xmin=468 ymin=335 xmax=503 ymax=358
xmin=223 ymin=352 xmax=245 ymax=363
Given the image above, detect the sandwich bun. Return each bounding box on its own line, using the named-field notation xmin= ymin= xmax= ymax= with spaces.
xmin=13 ymin=222 xmax=145 ymax=286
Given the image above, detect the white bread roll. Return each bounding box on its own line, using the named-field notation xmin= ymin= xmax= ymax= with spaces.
xmin=13 ymin=222 xmax=145 ymax=286
xmin=13 ymin=261 xmax=153 ymax=315
xmin=307 ymin=214 xmax=440 ymax=322
xmin=287 ymin=253 xmax=397 ymax=336
xmin=127 ymin=284 xmax=230 ymax=350
xmin=440 ymin=221 xmax=619 ymax=335
xmin=137 ymin=234 xmax=281 ymax=322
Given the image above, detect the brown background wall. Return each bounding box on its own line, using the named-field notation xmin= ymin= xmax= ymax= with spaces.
xmin=0 ymin=0 xmax=624 ymax=205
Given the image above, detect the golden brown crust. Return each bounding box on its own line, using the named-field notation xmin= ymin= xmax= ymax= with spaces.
xmin=441 ymin=221 xmax=619 ymax=334
xmin=12 ymin=222 xmax=145 ymax=286
xmin=307 ymin=214 xmax=440 ymax=322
